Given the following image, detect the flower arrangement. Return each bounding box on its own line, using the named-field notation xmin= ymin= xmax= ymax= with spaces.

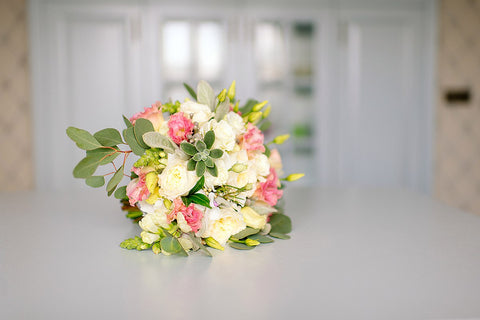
xmin=67 ymin=81 xmax=303 ymax=256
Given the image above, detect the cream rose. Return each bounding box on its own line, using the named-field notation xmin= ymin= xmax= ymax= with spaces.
xmin=158 ymin=156 xmax=198 ymax=200
xmin=201 ymin=119 xmax=236 ymax=151
xmin=204 ymin=154 xmax=232 ymax=189
xmin=196 ymin=207 xmax=246 ymax=245
xmin=241 ymin=206 xmax=267 ymax=230
xmin=253 ymin=153 xmax=270 ymax=177
xmin=179 ymin=101 xmax=213 ymax=125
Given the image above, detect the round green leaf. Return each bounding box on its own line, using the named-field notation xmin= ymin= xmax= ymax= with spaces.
xmin=94 ymin=128 xmax=123 ymax=146
xmin=123 ymin=127 xmax=145 ymax=156
xmin=160 ymin=236 xmax=187 ymax=256
xmin=86 ymin=147 xmax=119 ymax=165
xmin=229 ymin=242 xmax=255 ymax=250
xmin=269 ymin=232 xmax=291 ymax=240
xmin=85 ymin=175 xmax=105 ymax=188
xmin=248 ymin=234 xmax=274 ymax=243
xmin=106 ymin=165 xmax=124 ymax=193
xmin=73 ymin=156 xmax=101 ymax=178
xmin=66 ymin=127 xmax=102 ymax=150
xmin=269 ymin=213 xmax=292 ymax=234
xmin=133 ymin=118 xmax=154 ymax=149
xmin=114 ymin=185 xmax=127 ymax=199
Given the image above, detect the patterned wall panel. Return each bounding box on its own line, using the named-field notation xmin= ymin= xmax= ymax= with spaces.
xmin=435 ymin=0 xmax=480 ymax=214
xmin=0 ymin=0 xmax=34 ymax=191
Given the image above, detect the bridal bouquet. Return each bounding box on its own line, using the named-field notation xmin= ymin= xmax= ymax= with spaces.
xmin=67 ymin=81 xmax=303 ymax=256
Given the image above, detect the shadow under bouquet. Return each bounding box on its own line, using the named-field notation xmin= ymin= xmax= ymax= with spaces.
xmin=67 ymin=81 xmax=303 ymax=256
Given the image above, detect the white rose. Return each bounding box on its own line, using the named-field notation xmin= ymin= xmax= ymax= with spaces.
xmin=140 ymin=231 xmax=160 ymax=244
xmin=179 ymin=101 xmax=213 ymax=125
xmin=159 ymin=156 xmax=198 ymax=200
xmin=138 ymin=210 xmax=170 ymax=233
xmin=253 ymin=153 xmax=270 ymax=177
xmin=196 ymin=207 xmax=246 ymax=245
xmin=224 ymin=111 xmax=246 ymax=136
xmin=200 ymin=119 xmax=236 ymax=151
xmin=204 ymin=155 xmax=231 ymax=189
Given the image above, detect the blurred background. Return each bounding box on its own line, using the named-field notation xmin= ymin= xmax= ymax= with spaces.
xmin=1 ymin=0 xmax=479 ymax=215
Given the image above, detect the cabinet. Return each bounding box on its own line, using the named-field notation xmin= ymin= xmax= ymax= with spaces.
xmin=30 ymin=0 xmax=436 ymax=192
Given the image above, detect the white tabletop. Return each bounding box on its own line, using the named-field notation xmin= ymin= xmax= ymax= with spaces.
xmin=1 ymin=187 xmax=480 ymax=320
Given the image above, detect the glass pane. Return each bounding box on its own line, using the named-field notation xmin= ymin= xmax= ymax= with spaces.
xmin=254 ymin=22 xmax=286 ymax=82
xmin=291 ymin=22 xmax=314 ymax=79
xmin=197 ymin=22 xmax=224 ymax=80
xmin=162 ymin=21 xmax=191 ymax=80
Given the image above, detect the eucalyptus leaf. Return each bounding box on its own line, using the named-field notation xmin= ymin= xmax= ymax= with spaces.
xmin=125 ymin=211 xmax=143 ymax=219
xmin=160 ymin=236 xmax=187 ymax=256
xmin=232 ymin=227 xmax=260 ymax=240
xmin=66 ymin=127 xmax=102 ymax=150
xmin=123 ymin=127 xmax=145 ymax=156
xmin=123 ymin=115 xmax=133 ymax=128
xmin=106 ymin=165 xmax=124 ymax=193
xmin=215 ymin=98 xmax=230 ymax=121
xmin=197 ymin=80 xmax=215 ymax=110
xmin=248 ymin=233 xmax=274 ymax=243
xmin=259 ymin=120 xmax=272 ymax=131
xmin=143 ymin=131 xmax=175 ymax=153
xmin=239 ymin=99 xmax=257 ymax=114
xmin=85 ymin=175 xmax=105 ymax=188
xmin=73 ymin=156 xmax=101 ymax=178
xmin=93 ymin=128 xmax=123 ymax=146
xmin=196 ymin=160 xmax=206 ymax=177
xmin=229 ymin=242 xmax=255 ymax=250
xmin=180 ymin=142 xmax=197 ymax=156
xmin=204 ymin=130 xmax=215 ymax=149
xmin=114 ymin=185 xmax=127 ymax=199
xmin=250 ymin=201 xmax=278 ymax=215
xmin=133 ymin=118 xmax=154 ymax=149
xmin=183 ymin=83 xmax=197 ymax=100
xmin=186 ymin=232 xmax=212 ymax=257
xmin=86 ymin=147 xmax=120 ymax=165
xmin=269 ymin=213 xmax=292 ymax=234
xmin=269 ymin=232 xmax=291 ymax=240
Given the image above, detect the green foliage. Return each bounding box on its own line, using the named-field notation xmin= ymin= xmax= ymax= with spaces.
xmin=269 ymin=213 xmax=292 ymax=234
xmin=229 ymin=242 xmax=255 ymax=250
xmin=134 ymin=148 xmax=165 ymax=168
xmin=73 ymin=156 xmax=102 ymax=178
xmin=85 ymin=175 xmax=105 ymax=188
xmin=259 ymin=120 xmax=272 ymax=131
xmin=125 ymin=211 xmax=143 ymax=219
xmin=106 ymin=165 xmax=124 ymax=195
xmin=182 ymin=193 xmax=211 ymax=208
xmin=269 ymin=232 xmax=291 ymax=240
xmin=120 ymin=236 xmax=151 ymax=250
xmin=232 ymin=227 xmax=260 ymax=240
xmin=264 ymin=144 xmax=271 ymax=157
xmin=180 ymin=130 xmax=223 ymax=177
xmin=204 ymin=130 xmax=215 ymax=149
xmin=197 ymin=80 xmax=215 ymax=110
xmin=162 ymin=100 xmax=181 ymax=114
xmin=183 ymin=83 xmax=197 ymax=100
xmin=142 ymin=132 xmax=176 ymax=153
xmin=114 ymin=185 xmax=127 ymax=199
xmin=93 ymin=128 xmax=123 ymax=147
xmin=186 ymin=232 xmax=212 ymax=257
xmin=248 ymin=233 xmax=274 ymax=243
xmin=133 ymin=118 xmax=154 ymax=149
xmin=238 ymin=99 xmax=257 ymax=115
xmin=123 ymin=127 xmax=145 ymax=156
xmin=66 ymin=127 xmax=102 ymax=150
xmin=160 ymin=234 xmax=188 ymax=256
xmin=123 ymin=115 xmax=133 ymax=128
xmin=215 ymin=98 xmax=230 ymax=121
xmin=188 ymin=176 xmax=205 ymax=195
xmin=86 ymin=147 xmax=120 ymax=165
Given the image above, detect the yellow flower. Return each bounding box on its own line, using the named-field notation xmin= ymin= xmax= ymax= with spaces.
xmin=241 ymin=207 xmax=267 ymax=230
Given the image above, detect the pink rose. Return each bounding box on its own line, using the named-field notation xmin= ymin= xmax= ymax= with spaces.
xmin=170 ymin=198 xmax=203 ymax=232
xmin=167 ymin=112 xmax=194 ymax=145
xmin=269 ymin=149 xmax=283 ymax=174
xmin=254 ymin=168 xmax=283 ymax=206
xmin=240 ymin=123 xmax=265 ymax=153
xmin=126 ymin=167 xmax=154 ymax=206
xmin=130 ymin=101 xmax=165 ymax=132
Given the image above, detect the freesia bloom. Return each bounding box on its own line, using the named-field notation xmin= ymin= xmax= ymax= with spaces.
xmin=170 ymin=198 xmax=203 ymax=232
xmin=254 ymin=168 xmax=283 ymax=206
xmin=167 ymin=112 xmax=194 ymax=144
xmin=130 ymin=101 xmax=167 ymax=133
xmin=240 ymin=123 xmax=265 ymax=153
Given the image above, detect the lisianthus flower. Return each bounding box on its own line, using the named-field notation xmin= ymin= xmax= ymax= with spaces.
xmin=167 ymin=112 xmax=194 ymax=145
xmin=130 ymin=101 xmax=167 ymax=133
xmin=158 ymin=155 xmax=198 ymax=200
xmin=196 ymin=207 xmax=246 ymax=246
xmin=170 ymin=198 xmax=203 ymax=232
xmin=126 ymin=167 xmax=155 ymax=206
xmin=268 ymin=149 xmax=283 ymax=176
xmin=254 ymin=168 xmax=283 ymax=206
xmin=240 ymin=123 xmax=265 ymax=153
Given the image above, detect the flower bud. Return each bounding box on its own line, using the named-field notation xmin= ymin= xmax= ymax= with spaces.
xmin=253 ymin=100 xmax=268 ymax=112
xmin=145 ymin=172 xmax=159 ymax=193
xmin=163 ymin=198 xmax=172 ymax=209
xmin=233 ymin=101 xmax=239 ymax=112
xmin=263 ymin=105 xmax=271 ymax=118
xmin=218 ymin=88 xmax=227 ymax=102
xmin=227 ymin=80 xmax=236 ymax=101
xmin=241 ymin=207 xmax=267 ymax=230
xmin=205 ymin=237 xmax=224 ymax=251
xmin=231 ymin=163 xmax=248 ymax=173
xmin=152 ymin=242 xmax=161 ymax=255
xmin=285 ymin=173 xmax=305 ymax=182
xmin=248 ymin=111 xmax=262 ymax=123
xmin=273 ymin=134 xmax=290 ymax=145
xmin=244 ymin=183 xmax=254 ymax=191
xmin=245 ymin=238 xmax=260 ymax=247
